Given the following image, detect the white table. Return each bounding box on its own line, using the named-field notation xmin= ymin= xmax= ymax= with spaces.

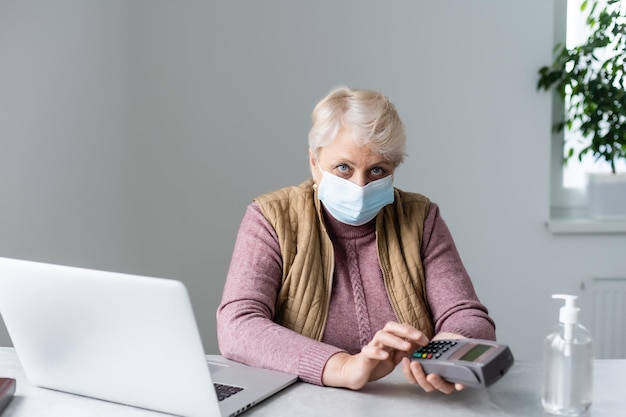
xmin=0 ymin=347 xmax=623 ymax=416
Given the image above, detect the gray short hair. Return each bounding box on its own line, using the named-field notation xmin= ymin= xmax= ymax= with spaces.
xmin=308 ymin=86 xmax=406 ymax=166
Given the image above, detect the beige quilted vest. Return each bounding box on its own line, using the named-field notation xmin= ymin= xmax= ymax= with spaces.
xmin=255 ymin=178 xmax=434 ymax=341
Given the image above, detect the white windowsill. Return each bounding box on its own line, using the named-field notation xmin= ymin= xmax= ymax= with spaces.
xmin=547 ymin=207 xmax=626 ymax=234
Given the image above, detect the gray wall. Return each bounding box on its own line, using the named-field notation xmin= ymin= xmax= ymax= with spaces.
xmin=1 ymin=0 xmax=625 ymax=360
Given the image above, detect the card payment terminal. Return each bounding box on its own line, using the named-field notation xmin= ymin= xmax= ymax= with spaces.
xmin=411 ymin=339 xmax=514 ymax=388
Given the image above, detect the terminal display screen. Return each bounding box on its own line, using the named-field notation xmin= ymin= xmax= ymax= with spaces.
xmin=459 ymin=344 xmax=491 ymax=362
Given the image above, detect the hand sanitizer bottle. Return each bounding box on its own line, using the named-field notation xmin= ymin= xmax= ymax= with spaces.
xmin=542 ymin=294 xmax=593 ymax=416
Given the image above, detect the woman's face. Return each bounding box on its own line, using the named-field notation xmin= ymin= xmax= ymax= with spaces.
xmin=309 ymin=126 xmax=395 ymax=187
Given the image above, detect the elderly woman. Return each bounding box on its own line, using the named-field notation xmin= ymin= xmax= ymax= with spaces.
xmin=217 ymin=86 xmax=496 ymax=393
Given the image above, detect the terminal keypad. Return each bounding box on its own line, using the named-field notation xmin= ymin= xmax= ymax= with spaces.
xmin=412 ymin=340 xmax=458 ymax=360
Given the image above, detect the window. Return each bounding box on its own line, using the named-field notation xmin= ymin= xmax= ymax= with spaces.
xmin=562 ymin=0 xmax=626 ymax=189
xmin=548 ymin=0 xmax=626 ymax=233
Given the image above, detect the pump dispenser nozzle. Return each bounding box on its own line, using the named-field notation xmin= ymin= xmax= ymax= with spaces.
xmin=552 ymin=294 xmax=579 ymax=343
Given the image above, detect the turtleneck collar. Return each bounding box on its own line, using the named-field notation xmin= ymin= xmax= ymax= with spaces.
xmin=321 ymin=204 xmax=377 ymax=239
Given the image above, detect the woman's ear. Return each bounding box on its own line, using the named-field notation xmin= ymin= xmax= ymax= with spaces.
xmin=309 ymin=148 xmax=321 ymax=183
xmin=308 ymin=148 xmax=316 ymax=173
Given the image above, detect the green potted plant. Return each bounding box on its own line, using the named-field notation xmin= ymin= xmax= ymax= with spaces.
xmin=537 ymin=0 xmax=626 ymax=219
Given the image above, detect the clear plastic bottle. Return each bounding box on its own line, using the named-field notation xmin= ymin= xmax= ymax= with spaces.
xmin=542 ymin=294 xmax=593 ymax=416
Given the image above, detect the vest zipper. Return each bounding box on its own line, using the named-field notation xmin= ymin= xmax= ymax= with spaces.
xmin=318 ymin=242 xmax=334 ymax=341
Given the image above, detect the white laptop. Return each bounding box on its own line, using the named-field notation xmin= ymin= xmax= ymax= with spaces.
xmin=0 ymin=257 xmax=297 ymax=417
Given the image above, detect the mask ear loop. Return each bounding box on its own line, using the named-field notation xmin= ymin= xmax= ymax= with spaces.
xmin=313 ymin=157 xmax=329 ymax=181
xmin=313 ymin=156 xmax=322 ymax=172
xmin=310 ymin=147 xmax=323 ymax=177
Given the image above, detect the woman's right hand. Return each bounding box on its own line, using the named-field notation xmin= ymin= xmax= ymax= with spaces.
xmin=321 ymin=322 xmax=428 ymax=390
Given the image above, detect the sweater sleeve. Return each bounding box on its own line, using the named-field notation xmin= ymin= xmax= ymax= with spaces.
xmin=216 ymin=202 xmax=344 ymax=385
xmin=421 ymin=203 xmax=497 ymax=340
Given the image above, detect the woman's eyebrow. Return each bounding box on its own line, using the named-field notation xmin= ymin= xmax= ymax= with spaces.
xmin=327 ymin=155 xmax=355 ymax=165
xmin=367 ymin=161 xmax=394 ymax=169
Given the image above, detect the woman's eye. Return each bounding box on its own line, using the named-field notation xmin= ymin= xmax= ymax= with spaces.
xmin=336 ymin=164 xmax=350 ymax=173
xmin=371 ymin=167 xmax=384 ymax=175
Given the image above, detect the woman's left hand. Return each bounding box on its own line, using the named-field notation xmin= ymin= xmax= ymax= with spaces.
xmin=400 ymin=331 xmax=466 ymax=394
xmin=400 ymin=358 xmax=465 ymax=394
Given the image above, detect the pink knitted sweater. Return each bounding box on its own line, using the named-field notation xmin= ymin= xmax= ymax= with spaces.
xmin=216 ymin=199 xmax=495 ymax=385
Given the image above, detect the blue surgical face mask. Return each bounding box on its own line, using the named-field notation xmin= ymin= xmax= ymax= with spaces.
xmin=317 ymin=169 xmax=394 ymax=226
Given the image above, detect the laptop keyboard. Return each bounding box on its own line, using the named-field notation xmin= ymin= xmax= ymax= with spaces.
xmin=214 ymin=383 xmax=244 ymax=401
